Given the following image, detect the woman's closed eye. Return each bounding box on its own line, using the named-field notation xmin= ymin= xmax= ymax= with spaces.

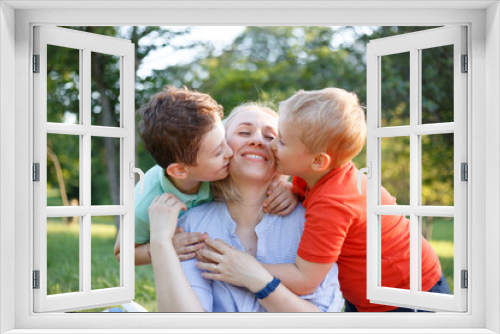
xmin=238 ymin=131 xmax=250 ymax=136
xmin=265 ymin=135 xmax=275 ymax=141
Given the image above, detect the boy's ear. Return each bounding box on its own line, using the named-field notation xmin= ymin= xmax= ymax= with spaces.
xmin=311 ymin=152 xmax=332 ymax=172
xmin=166 ymin=163 xmax=188 ymax=180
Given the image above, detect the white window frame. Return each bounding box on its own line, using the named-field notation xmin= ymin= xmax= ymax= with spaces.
xmin=365 ymin=26 xmax=467 ymax=312
xmin=32 ymin=25 xmax=136 ymax=313
xmin=1 ymin=1 xmax=499 ymax=333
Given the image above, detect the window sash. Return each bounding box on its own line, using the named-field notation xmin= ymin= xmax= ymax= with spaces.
xmin=366 ymin=26 xmax=468 ymax=312
xmin=33 ymin=25 xmax=136 ymax=313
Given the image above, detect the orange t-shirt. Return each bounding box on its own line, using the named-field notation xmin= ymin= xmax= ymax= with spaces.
xmin=294 ymin=162 xmax=442 ymax=312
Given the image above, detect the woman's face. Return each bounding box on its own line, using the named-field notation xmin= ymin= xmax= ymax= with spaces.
xmin=225 ymin=108 xmax=278 ymax=183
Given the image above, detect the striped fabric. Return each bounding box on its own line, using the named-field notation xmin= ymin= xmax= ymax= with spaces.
xmin=178 ymin=201 xmax=344 ymax=312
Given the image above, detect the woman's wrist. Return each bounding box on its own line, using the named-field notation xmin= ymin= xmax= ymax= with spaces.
xmin=254 ymin=277 xmax=281 ymax=299
xmin=248 ymin=273 xmax=275 ymax=293
xmin=149 ymin=239 xmax=176 ymax=259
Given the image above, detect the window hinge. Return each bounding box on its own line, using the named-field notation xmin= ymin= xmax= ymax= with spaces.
xmin=33 ymin=163 xmax=40 ymax=182
xmin=33 ymin=54 xmax=40 ymax=73
xmin=33 ymin=270 xmax=40 ymax=289
xmin=461 ymin=54 xmax=468 ymax=73
xmin=461 ymin=162 xmax=468 ymax=181
xmin=461 ymin=270 xmax=468 ymax=289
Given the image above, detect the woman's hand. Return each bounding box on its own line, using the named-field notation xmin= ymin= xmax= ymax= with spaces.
xmin=173 ymin=227 xmax=208 ymax=261
xmin=196 ymin=238 xmax=274 ymax=293
xmin=148 ymin=193 xmax=187 ymax=245
xmin=263 ymin=176 xmax=298 ymax=216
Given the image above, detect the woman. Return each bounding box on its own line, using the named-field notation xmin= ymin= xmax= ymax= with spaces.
xmin=148 ymin=103 xmax=343 ymax=312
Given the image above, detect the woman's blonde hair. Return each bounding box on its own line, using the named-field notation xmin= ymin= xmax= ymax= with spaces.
xmin=279 ymin=88 xmax=366 ymax=169
xmin=211 ymin=102 xmax=278 ymax=204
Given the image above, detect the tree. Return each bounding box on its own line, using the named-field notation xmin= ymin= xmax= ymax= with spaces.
xmin=47 ymin=26 xmax=197 ymax=231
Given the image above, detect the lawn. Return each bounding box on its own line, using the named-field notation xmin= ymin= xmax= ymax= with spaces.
xmin=47 ymin=216 xmax=158 ymax=312
xmin=46 ymin=189 xmax=454 ymax=312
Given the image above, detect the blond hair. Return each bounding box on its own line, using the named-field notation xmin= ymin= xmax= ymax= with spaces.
xmin=279 ymin=88 xmax=366 ymax=168
xmin=211 ymin=102 xmax=278 ymax=204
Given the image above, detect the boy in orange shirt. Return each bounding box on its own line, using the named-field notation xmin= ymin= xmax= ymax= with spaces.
xmin=264 ymin=87 xmax=449 ymax=312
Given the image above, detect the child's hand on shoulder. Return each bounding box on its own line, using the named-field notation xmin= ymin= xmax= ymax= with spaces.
xmin=173 ymin=228 xmax=208 ymax=261
xmin=262 ymin=175 xmax=298 ymax=216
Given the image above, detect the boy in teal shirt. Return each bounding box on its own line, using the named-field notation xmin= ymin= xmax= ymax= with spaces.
xmin=115 ymin=86 xmax=296 ymax=265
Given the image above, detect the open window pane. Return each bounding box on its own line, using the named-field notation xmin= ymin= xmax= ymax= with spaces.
xmin=381 ymin=52 xmax=410 ymax=127
xmin=91 ymin=137 xmax=121 ymax=206
xmin=34 ymin=25 xmax=135 ymax=313
xmin=47 ymin=45 xmax=80 ymax=124
xmin=422 ymin=216 xmax=454 ymax=294
xmin=91 ymin=52 xmax=121 ymax=127
xmin=421 ymin=45 xmax=454 ymax=124
xmin=47 ymin=134 xmax=80 ymax=206
xmin=381 ymin=136 xmax=410 ymax=205
xmin=91 ymin=216 xmax=121 ymax=290
xmin=421 ymin=134 xmax=454 ymax=206
xmin=381 ymin=215 xmax=410 ymax=290
xmin=47 ymin=217 xmax=81 ymax=295
xmin=366 ymin=26 xmax=466 ymax=312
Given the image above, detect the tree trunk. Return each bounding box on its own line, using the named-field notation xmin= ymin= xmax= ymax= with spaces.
xmin=90 ymin=51 xmax=121 ymax=232
xmin=423 ymin=216 xmax=434 ymax=240
xmin=47 ymin=143 xmax=79 ymax=225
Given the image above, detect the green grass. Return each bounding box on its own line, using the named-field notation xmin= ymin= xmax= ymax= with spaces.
xmin=47 ymin=215 xmax=157 ymax=312
xmin=425 ymin=218 xmax=454 ymax=293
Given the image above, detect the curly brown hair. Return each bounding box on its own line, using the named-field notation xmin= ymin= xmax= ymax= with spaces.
xmin=138 ymin=86 xmax=224 ymax=169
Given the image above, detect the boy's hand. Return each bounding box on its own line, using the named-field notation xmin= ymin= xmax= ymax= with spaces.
xmin=173 ymin=227 xmax=208 ymax=261
xmin=263 ymin=178 xmax=298 ymax=216
xmin=148 ymin=193 xmax=187 ymax=243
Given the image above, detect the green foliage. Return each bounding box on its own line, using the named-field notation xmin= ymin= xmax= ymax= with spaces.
xmin=48 ymin=25 xmax=454 ymax=206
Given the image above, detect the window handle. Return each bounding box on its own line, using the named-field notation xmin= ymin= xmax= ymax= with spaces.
xmin=357 ymin=162 xmax=372 ymax=195
xmin=129 ymin=162 xmax=145 ymax=195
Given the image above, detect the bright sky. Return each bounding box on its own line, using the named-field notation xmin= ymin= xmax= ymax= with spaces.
xmin=137 ymin=26 xmax=245 ymax=78
xmin=136 ymin=26 xmax=376 ymax=78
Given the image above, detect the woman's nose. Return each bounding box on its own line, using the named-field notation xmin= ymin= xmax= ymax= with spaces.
xmin=249 ymin=134 xmax=265 ymax=147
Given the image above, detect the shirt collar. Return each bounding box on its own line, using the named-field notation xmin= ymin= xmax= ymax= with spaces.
xmin=158 ymin=166 xmax=211 ymax=203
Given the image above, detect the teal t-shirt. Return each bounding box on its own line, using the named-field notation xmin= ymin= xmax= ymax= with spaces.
xmin=134 ymin=165 xmax=212 ymax=244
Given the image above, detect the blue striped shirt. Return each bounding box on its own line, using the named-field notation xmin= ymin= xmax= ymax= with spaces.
xmin=178 ymin=201 xmax=344 ymax=312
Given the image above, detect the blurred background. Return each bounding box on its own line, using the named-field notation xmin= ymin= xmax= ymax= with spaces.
xmin=45 ymin=26 xmax=454 ymax=312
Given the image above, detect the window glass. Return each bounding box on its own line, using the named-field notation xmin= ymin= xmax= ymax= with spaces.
xmin=381 ymin=52 xmax=410 ymax=127
xmin=381 ymin=136 xmax=410 ymax=205
xmin=47 ymin=134 xmax=80 ymax=206
xmin=47 ymin=217 xmax=81 ymax=295
xmin=91 ymin=215 xmax=121 ymax=290
xmin=47 ymin=44 xmax=80 ymax=124
xmin=421 ymin=134 xmax=454 ymax=206
xmin=421 ymin=45 xmax=454 ymax=124
xmin=91 ymin=52 xmax=121 ymax=127
xmin=421 ymin=216 xmax=454 ymax=294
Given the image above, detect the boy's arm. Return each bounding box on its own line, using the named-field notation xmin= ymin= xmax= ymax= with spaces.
xmin=261 ymin=256 xmax=334 ymax=296
xmin=114 ymin=226 xmax=206 ymax=265
xmin=113 ymin=229 xmax=152 ymax=265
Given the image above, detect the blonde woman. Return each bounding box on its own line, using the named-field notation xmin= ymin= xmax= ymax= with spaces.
xmin=149 ymin=104 xmax=343 ymax=312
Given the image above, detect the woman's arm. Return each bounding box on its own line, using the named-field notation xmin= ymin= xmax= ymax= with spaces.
xmin=197 ymin=238 xmax=321 ymax=312
xmin=261 ymin=258 xmax=334 ymax=296
xmin=148 ymin=193 xmax=205 ymax=312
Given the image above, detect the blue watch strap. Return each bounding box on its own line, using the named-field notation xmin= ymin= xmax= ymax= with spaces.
xmin=255 ymin=277 xmax=281 ymax=300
